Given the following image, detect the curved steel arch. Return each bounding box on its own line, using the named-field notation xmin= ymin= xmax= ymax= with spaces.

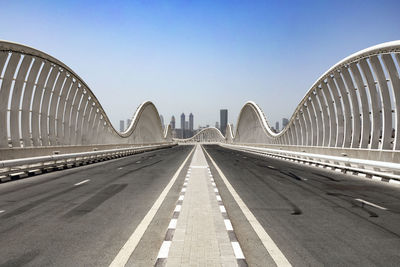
xmin=0 ymin=41 xmax=171 ymax=148
xmin=230 ymin=41 xmax=400 ymax=152
xmin=176 ymin=127 xmax=225 ymax=143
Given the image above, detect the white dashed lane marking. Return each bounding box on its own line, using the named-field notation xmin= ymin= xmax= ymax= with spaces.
xmin=224 ymin=219 xmax=234 ymax=231
xmin=168 ymin=219 xmax=178 ymax=229
xmin=174 ymin=205 xmax=182 ymax=212
xmin=155 ymin=163 xmax=192 ymax=266
xmin=355 ymin=198 xmax=387 ymax=210
xmin=74 ymin=179 xmax=90 ymax=186
xmin=0 ymin=210 xmax=5 ymax=214
xmin=157 ymin=241 xmax=171 ymax=258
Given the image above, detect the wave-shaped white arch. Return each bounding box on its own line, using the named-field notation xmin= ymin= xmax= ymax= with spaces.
xmin=0 ymin=41 xmax=171 ymax=147
xmin=229 ymin=40 xmax=400 ymax=151
xmin=175 ymin=127 xmax=225 ymax=143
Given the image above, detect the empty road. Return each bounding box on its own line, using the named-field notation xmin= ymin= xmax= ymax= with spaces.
xmin=0 ymin=144 xmax=399 ymax=266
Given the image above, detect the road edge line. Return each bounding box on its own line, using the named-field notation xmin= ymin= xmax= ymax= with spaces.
xmin=203 ymin=146 xmax=292 ymax=267
xmin=109 ymin=145 xmax=195 ymax=267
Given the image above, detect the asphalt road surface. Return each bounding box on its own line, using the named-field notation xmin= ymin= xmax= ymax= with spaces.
xmin=0 ymin=145 xmax=193 ymax=267
xmin=1 ymin=144 xmax=399 ymax=266
xmin=203 ymin=145 xmax=400 ymax=266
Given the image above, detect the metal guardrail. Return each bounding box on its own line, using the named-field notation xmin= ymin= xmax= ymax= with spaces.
xmin=0 ymin=143 xmax=176 ymax=181
xmin=221 ymin=143 xmax=400 ymax=183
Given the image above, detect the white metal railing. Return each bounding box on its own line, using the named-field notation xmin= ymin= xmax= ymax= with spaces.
xmin=222 ymin=143 xmax=400 ymax=182
xmin=0 ymin=143 xmax=175 ymax=179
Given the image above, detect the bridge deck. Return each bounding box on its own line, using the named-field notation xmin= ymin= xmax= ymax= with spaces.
xmin=159 ymin=145 xmax=241 ymax=266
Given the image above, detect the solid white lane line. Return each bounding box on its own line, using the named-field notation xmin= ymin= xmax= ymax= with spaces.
xmin=231 ymin=241 xmax=245 ymax=259
xmin=179 ymin=195 xmax=184 ymax=201
xmin=157 ymin=241 xmax=172 ymax=258
xmin=168 ymin=219 xmax=178 ymax=229
xmin=224 ymin=219 xmax=233 ymax=231
xmin=74 ymin=179 xmax=90 ymax=186
xmin=174 ymin=205 xmax=182 ymax=212
xmin=216 ymin=195 xmax=222 ymax=201
xmin=109 ymin=146 xmax=195 ymax=267
xmin=219 ymin=206 xmax=226 ymax=213
xmin=203 ymin=148 xmax=292 ymax=267
xmin=355 ymin=198 xmax=387 ymax=210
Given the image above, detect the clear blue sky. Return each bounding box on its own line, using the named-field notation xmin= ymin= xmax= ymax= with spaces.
xmin=1 ymin=0 xmax=399 ymax=129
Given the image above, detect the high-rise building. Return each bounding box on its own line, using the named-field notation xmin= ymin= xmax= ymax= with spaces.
xmin=119 ymin=120 xmax=125 ymax=132
xmin=282 ymin=118 xmax=289 ymax=128
xmin=215 ymin=122 xmax=219 ymax=129
xmin=171 ymin=116 xmax=176 ymax=129
xmin=189 ymin=113 xmax=194 ymax=131
xmin=160 ymin=115 xmax=164 ymax=128
xmin=275 ymin=121 xmax=279 ymax=132
xmin=181 ymin=113 xmax=186 ymax=138
xmin=185 ymin=121 xmax=189 ymax=131
xmin=220 ymin=109 xmax=228 ymax=136
xmin=127 ymin=119 xmax=132 ymax=129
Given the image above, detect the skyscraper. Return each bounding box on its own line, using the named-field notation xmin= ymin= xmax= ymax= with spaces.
xmin=171 ymin=116 xmax=175 ymax=129
xmin=127 ymin=119 xmax=132 ymax=129
xmin=189 ymin=113 xmax=194 ymax=131
xmin=181 ymin=113 xmax=185 ymax=138
xmin=119 ymin=120 xmax=125 ymax=132
xmin=282 ymin=118 xmax=289 ymax=128
xmin=275 ymin=121 xmax=279 ymax=132
xmin=220 ymin=109 xmax=228 ymax=136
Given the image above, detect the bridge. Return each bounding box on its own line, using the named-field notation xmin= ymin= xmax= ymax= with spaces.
xmin=0 ymin=40 xmax=399 ymax=266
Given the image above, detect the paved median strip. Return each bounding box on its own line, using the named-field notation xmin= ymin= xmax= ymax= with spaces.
xmin=155 ymin=166 xmax=191 ymax=266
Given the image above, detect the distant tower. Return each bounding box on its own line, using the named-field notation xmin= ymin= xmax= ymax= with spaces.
xmin=181 ymin=113 xmax=186 ymax=138
xmin=189 ymin=113 xmax=194 ymax=131
xmin=119 ymin=120 xmax=125 ymax=132
xmin=282 ymin=118 xmax=289 ymax=128
xmin=171 ymin=116 xmax=176 ymax=129
xmin=215 ymin=122 xmax=219 ymax=129
xmin=275 ymin=121 xmax=279 ymax=132
xmin=127 ymin=119 xmax=132 ymax=129
xmin=160 ymin=115 xmax=164 ymax=128
xmin=220 ymin=109 xmax=228 ymax=136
